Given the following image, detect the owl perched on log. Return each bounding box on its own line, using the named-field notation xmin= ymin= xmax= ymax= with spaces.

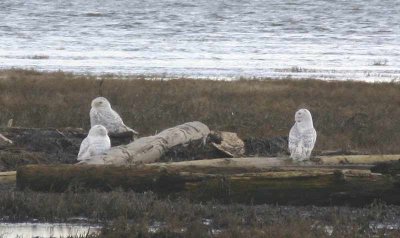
xmin=288 ymin=109 xmax=317 ymax=161
xmin=77 ymin=125 xmax=111 ymax=162
xmin=90 ymin=97 xmax=139 ymax=135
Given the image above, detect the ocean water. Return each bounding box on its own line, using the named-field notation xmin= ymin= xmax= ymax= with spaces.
xmin=0 ymin=0 xmax=399 ymax=81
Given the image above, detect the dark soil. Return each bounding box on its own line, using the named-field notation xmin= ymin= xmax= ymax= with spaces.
xmin=0 ymin=127 xmax=134 ymax=171
xmin=371 ymin=160 xmax=400 ymax=175
xmin=161 ymin=133 xmax=290 ymax=162
xmin=244 ymin=136 xmax=289 ymax=157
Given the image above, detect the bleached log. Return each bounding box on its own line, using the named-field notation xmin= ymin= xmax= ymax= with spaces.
xmin=80 ymin=121 xmax=210 ymax=165
xmin=0 ymin=133 xmax=13 ymax=145
xmin=211 ymin=131 xmax=245 ymax=157
xmin=146 ymin=155 xmax=400 ymax=173
xmin=0 ymin=171 xmax=16 ymax=184
xmin=315 ymin=154 xmax=400 ymax=165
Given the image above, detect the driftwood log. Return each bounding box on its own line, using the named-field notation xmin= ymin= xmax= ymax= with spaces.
xmin=0 ymin=124 xmax=247 ymax=171
xmin=80 ymin=121 xmax=211 ymax=165
xmin=17 ymin=155 xmax=400 ymax=206
xmin=0 ymin=133 xmax=13 ymax=146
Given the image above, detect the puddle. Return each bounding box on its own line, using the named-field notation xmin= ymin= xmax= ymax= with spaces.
xmin=0 ymin=222 xmax=101 ymax=238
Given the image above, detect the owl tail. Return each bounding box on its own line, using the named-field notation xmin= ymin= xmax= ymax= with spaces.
xmin=127 ymin=127 xmax=139 ymax=135
xmin=291 ymin=140 xmax=308 ymax=161
xmin=123 ymin=125 xmax=139 ymax=140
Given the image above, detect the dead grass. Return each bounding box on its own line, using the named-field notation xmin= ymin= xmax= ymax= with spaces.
xmin=1 ymin=190 xmax=400 ymax=237
xmin=1 ymin=69 xmax=400 ymax=153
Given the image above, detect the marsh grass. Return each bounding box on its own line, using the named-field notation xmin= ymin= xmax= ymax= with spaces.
xmin=1 ymin=190 xmax=400 ymax=237
xmin=2 ymin=70 xmax=400 ymax=237
xmin=1 ymin=69 xmax=400 ymax=154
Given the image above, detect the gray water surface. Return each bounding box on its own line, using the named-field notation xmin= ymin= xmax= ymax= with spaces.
xmin=0 ymin=0 xmax=399 ymax=81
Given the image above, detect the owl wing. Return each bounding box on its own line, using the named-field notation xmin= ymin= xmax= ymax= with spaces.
xmin=312 ymin=129 xmax=317 ymax=147
xmin=91 ymin=108 xmax=123 ymax=133
xmin=108 ymin=109 xmax=140 ymax=135
xmin=77 ymin=137 xmax=91 ymax=161
xmin=108 ymin=109 xmax=124 ymax=123
xmin=122 ymin=124 xmax=139 ymax=135
xmin=302 ymin=128 xmax=317 ymax=151
xmin=90 ymin=108 xmax=101 ymax=127
xmin=288 ymin=125 xmax=300 ymax=153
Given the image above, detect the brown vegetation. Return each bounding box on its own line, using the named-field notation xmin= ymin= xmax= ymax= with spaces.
xmin=1 ymin=190 xmax=400 ymax=237
xmin=2 ymin=69 xmax=400 ymax=237
xmin=0 ymin=69 xmax=399 ymax=154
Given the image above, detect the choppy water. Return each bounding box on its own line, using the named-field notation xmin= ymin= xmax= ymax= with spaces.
xmin=0 ymin=0 xmax=399 ymax=81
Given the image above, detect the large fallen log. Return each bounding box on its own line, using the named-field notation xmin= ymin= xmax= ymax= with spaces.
xmin=148 ymin=155 xmax=400 ymax=173
xmin=0 ymin=124 xmax=245 ymax=170
xmin=80 ymin=121 xmax=211 ymax=165
xmin=0 ymin=171 xmax=16 ymax=190
xmin=0 ymin=133 xmax=13 ymax=146
xmin=314 ymin=154 xmax=400 ymax=165
xmin=17 ymin=155 xmax=400 ymax=206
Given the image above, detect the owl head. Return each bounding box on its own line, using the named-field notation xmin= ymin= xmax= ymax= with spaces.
xmin=295 ymin=109 xmax=314 ymax=129
xmin=91 ymin=97 xmax=111 ymax=109
xmin=89 ymin=125 xmax=109 ymax=137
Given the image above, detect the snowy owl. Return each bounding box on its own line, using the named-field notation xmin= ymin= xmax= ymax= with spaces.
xmin=90 ymin=97 xmax=139 ymax=135
xmin=77 ymin=125 xmax=111 ymax=161
xmin=288 ymin=109 xmax=317 ymax=161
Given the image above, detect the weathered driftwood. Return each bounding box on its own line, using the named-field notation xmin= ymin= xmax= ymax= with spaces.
xmin=0 ymin=133 xmax=13 ymax=145
xmin=81 ymin=121 xmax=210 ymax=165
xmin=159 ymin=135 xmax=227 ymax=162
xmin=0 ymin=125 xmax=242 ymax=170
xmin=149 ymin=155 xmax=400 ymax=172
xmin=314 ymin=154 xmax=400 ymax=165
xmin=211 ymin=131 xmax=245 ymax=157
xmin=17 ymin=155 xmax=400 ymax=206
xmin=0 ymin=171 xmax=16 ymax=190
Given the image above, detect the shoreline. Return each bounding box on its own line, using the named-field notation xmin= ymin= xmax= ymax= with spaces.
xmin=1 ymin=67 xmax=400 ymax=83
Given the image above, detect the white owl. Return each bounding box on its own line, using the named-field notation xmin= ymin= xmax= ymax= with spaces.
xmin=90 ymin=97 xmax=139 ymax=135
xmin=288 ymin=109 xmax=317 ymax=161
xmin=77 ymin=125 xmax=111 ymax=162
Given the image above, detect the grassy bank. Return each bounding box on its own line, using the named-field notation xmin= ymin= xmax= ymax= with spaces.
xmin=2 ymin=69 xmax=400 ymax=237
xmin=1 ymin=190 xmax=400 ymax=237
xmin=0 ymin=69 xmax=399 ymax=154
